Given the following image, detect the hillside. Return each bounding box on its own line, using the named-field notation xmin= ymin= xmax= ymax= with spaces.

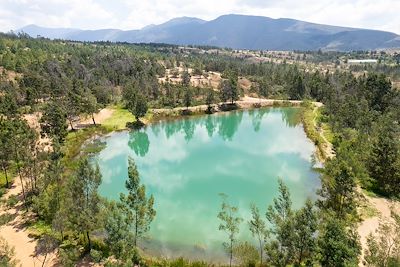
xmin=19 ymin=14 xmax=400 ymax=51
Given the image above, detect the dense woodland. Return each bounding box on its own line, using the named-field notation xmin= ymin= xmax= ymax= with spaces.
xmin=0 ymin=33 xmax=400 ymax=266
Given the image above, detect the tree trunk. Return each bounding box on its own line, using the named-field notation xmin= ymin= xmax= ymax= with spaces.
xmin=86 ymin=231 xmax=91 ymax=252
xmin=229 ymin=239 xmax=233 ymax=267
xmin=91 ymin=114 xmax=96 ymax=125
xmin=2 ymin=166 xmax=8 ymax=188
xmin=69 ymin=119 xmax=75 ymax=131
xmin=41 ymin=253 xmax=47 ymax=267
xmin=14 ymin=151 xmax=27 ymax=209
xmin=134 ymin=211 xmax=138 ymax=247
xmin=259 ymin=237 xmax=263 ymax=266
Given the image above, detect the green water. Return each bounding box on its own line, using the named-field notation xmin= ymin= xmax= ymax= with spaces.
xmin=94 ymin=107 xmax=320 ymax=261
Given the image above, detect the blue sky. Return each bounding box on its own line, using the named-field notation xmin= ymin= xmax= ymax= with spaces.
xmin=0 ymin=0 xmax=399 ymax=34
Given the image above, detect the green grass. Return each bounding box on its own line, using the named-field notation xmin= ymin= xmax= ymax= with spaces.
xmin=301 ymin=102 xmax=327 ymax=160
xmin=101 ymin=105 xmax=135 ymax=131
xmin=0 ymin=166 xmax=15 ymax=188
xmin=63 ymin=126 xmax=109 ymax=163
xmin=360 ymin=204 xmax=380 ymax=219
xmin=27 ymin=220 xmax=53 ymax=237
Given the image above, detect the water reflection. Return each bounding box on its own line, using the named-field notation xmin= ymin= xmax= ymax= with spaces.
xmin=281 ymin=107 xmax=302 ymax=127
xmin=96 ymin=107 xmax=320 ymax=262
xmin=217 ymin=111 xmax=243 ymax=141
xmin=248 ymin=108 xmax=270 ymax=132
xmin=128 ymin=130 xmax=150 ymax=157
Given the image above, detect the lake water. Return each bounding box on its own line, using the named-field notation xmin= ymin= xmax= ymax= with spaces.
xmin=94 ymin=107 xmax=320 ymax=262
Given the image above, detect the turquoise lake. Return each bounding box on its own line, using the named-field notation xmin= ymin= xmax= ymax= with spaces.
xmin=94 ymin=107 xmax=320 ymax=261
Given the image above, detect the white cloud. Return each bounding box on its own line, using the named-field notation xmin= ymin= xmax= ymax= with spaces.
xmin=1 ymin=1 xmax=397 ymax=39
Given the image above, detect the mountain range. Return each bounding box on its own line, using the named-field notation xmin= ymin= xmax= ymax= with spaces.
xmin=18 ymin=14 xmax=400 ymax=51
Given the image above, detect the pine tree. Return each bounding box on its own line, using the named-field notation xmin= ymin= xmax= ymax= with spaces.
xmin=120 ymin=157 xmax=155 ymax=247
xmin=67 ymin=158 xmax=102 ymax=252
xmin=218 ymin=193 xmax=243 ymax=267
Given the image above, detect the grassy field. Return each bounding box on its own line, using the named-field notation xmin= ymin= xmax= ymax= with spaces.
xmin=0 ymin=166 xmax=15 ymax=189
xmin=101 ymin=105 xmax=135 ymax=131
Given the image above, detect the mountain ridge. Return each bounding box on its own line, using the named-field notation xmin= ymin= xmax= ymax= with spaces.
xmin=17 ymin=14 xmax=400 ymax=51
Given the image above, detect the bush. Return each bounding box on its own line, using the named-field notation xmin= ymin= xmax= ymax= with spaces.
xmin=59 ymin=247 xmax=81 ymax=267
xmin=6 ymin=195 xmax=18 ymax=208
xmin=0 ymin=188 xmax=6 ymax=198
xmin=0 ymin=213 xmax=16 ymax=226
xmin=90 ymin=249 xmax=103 ymax=263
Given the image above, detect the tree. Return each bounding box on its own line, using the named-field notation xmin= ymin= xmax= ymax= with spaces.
xmin=205 ymin=88 xmax=215 ymax=112
xmin=81 ymin=91 xmax=99 ymax=125
xmin=67 ymin=158 xmax=102 ymax=252
xmin=104 ymin=201 xmax=134 ymax=259
xmin=365 ymin=211 xmax=400 ymax=267
xmin=220 ymin=76 xmax=239 ymax=104
xmin=40 ymin=101 xmax=68 ymax=143
xmin=183 ymin=87 xmax=192 ymax=110
xmin=265 ymin=179 xmax=295 ymax=266
xmin=0 ymin=120 xmax=13 ymax=188
xmin=181 ymin=70 xmax=191 ymax=87
xmin=289 ymin=74 xmax=305 ymax=100
xmin=248 ymin=203 xmax=268 ymax=266
xmin=120 ymin=157 xmax=155 ymax=247
xmin=217 ymin=193 xmax=243 ymax=267
xmin=368 ymin=117 xmax=400 ymax=197
xmin=133 ymin=93 xmax=148 ymax=122
xmin=293 ymin=199 xmax=317 ymax=265
xmin=0 ymin=236 xmax=18 ymax=267
xmin=317 ymin=215 xmax=360 ymax=267
xmin=318 ymin=156 xmax=358 ymax=217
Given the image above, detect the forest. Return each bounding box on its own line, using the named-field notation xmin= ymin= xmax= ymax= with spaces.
xmin=0 ymin=33 xmax=400 ymax=266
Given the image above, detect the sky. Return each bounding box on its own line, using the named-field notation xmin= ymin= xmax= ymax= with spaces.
xmin=0 ymin=0 xmax=399 ymax=34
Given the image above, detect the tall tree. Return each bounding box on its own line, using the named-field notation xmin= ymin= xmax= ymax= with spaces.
xmin=67 ymin=158 xmax=102 ymax=252
xmin=120 ymin=157 xmax=155 ymax=247
xmin=181 ymin=70 xmax=191 ymax=87
xmin=317 ymin=215 xmax=361 ymax=267
xmin=81 ymin=91 xmax=99 ymax=125
xmin=265 ymin=179 xmax=295 ymax=266
xmin=40 ymin=101 xmax=68 ymax=143
xmin=248 ymin=203 xmax=268 ymax=266
xmin=318 ymin=156 xmax=358 ymax=217
xmin=217 ymin=193 xmax=243 ymax=267
xmin=133 ymin=93 xmax=148 ymax=122
xmin=183 ymin=87 xmax=192 ymax=110
xmin=365 ymin=211 xmax=400 ymax=267
xmin=104 ymin=200 xmax=134 ymax=259
xmin=293 ymin=199 xmax=318 ymax=265
xmin=368 ymin=116 xmax=400 ymax=197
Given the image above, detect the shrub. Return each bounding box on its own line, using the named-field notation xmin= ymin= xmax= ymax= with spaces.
xmin=6 ymin=195 xmax=18 ymax=208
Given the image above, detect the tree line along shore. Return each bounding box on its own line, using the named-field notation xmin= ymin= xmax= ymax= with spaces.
xmin=0 ymin=33 xmax=400 ymax=266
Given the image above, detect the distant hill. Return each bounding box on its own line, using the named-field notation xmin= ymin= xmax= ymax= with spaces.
xmin=18 ymin=14 xmax=400 ymax=51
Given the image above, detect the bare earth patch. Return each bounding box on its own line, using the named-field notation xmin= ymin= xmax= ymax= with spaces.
xmin=0 ymin=178 xmax=58 ymax=267
xmin=357 ymin=192 xmax=400 ymax=266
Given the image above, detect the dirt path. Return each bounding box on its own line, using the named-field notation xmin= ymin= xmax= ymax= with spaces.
xmin=152 ymin=96 xmax=307 ymax=115
xmin=0 ymin=178 xmax=58 ymax=267
xmin=357 ymin=192 xmax=400 ymax=266
xmin=311 ymin=105 xmax=335 ymax=160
